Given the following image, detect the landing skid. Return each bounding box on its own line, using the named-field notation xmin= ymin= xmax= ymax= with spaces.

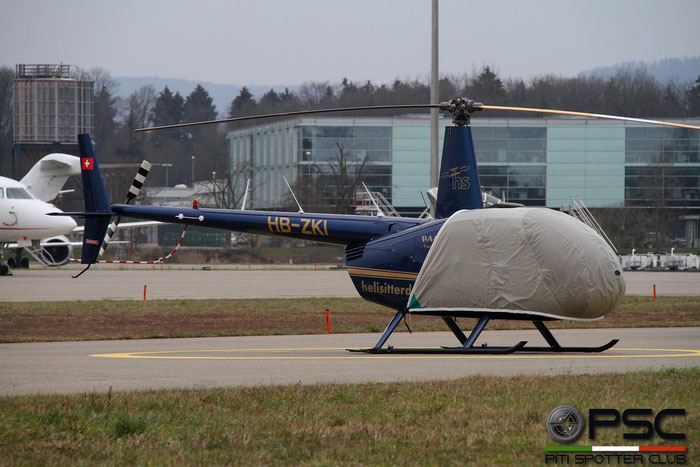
xmin=440 ymin=341 xmax=619 ymax=353
xmin=349 ymin=341 xmax=527 ymax=354
xmin=348 ymin=312 xmax=619 ymax=355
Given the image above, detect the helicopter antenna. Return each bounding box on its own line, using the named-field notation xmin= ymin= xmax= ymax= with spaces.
xmin=240 ymin=179 xmax=250 ymax=211
xmin=362 ymin=182 xmax=384 ymax=217
xmin=283 ymin=175 xmax=304 ymax=213
xmin=420 ymin=190 xmax=429 ymax=210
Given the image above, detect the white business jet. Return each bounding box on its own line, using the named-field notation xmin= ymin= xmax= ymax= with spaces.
xmin=0 ymin=153 xmax=80 ymax=274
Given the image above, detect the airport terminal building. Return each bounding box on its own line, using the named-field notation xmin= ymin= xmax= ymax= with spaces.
xmin=227 ymin=116 xmax=700 ymax=214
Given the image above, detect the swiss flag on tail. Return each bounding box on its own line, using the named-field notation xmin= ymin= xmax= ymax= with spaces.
xmin=82 ymin=157 xmax=94 ymax=170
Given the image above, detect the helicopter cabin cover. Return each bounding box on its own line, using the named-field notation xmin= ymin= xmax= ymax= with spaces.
xmin=407 ymin=207 xmax=626 ymax=321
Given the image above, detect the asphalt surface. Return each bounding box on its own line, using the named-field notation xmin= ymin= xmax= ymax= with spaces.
xmin=1 ymin=267 xmax=358 ymax=301
xmin=1 ymin=267 xmax=698 ymax=301
xmin=1 ymin=327 xmax=698 ymax=395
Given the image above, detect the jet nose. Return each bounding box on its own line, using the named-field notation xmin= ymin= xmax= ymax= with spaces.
xmin=43 ymin=204 xmax=78 ymax=236
xmin=62 ymin=215 xmax=78 ymax=231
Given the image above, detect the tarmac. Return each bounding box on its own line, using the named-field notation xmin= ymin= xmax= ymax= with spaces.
xmin=1 ymin=266 xmax=697 ymax=396
xmin=1 ymin=267 xmax=698 ymax=301
xmin=1 ymin=327 xmax=698 ymax=395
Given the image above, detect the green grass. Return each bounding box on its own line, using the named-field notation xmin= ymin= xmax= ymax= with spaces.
xmin=0 ymin=369 xmax=696 ymax=465
xmin=1 ymin=296 xmax=698 ymax=343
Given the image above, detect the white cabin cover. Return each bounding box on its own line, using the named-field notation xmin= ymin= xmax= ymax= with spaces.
xmin=407 ymin=208 xmax=625 ymax=320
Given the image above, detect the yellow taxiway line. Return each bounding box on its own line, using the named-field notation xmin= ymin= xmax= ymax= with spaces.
xmin=90 ymin=347 xmax=700 ymax=360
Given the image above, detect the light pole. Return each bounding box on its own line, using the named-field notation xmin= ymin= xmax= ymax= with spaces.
xmin=191 ymin=155 xmax=195 ymax=187
xmin=212 ymin=171 xmax=217 ymax=207
xmin=430 ymin=0 xmax=439 ymax=189
xmin=162 ymin=163 xmax=173 ymax=187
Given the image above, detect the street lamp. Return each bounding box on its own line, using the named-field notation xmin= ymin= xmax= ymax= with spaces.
xmin=212 ymin=171 xmax=217 ymax=207
xmin=191 ymin=155 xmax=195 ymax=187
xmin=162 ymin=163 xmax=173 ymax=187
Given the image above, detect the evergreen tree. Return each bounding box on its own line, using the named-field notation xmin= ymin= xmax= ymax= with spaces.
xmin=278 ymin=88 xmax=298 ymax=109
xmin=152 ymin=86 xmax=184 ymax=127
xmin=93 ymin=84 xmax=120 ymax=162
xmin=184 ymin=84 xmax=217 ymax=122
xmin=183 ymin=85 xmax=224 ymax=184
xmin=229 ymin=86 xmax=257 ymax=116
xmin=471 ymin=66 xmax=506 ymax=103
xmin=279 ymin=88 xmax=296 ymax=104
xmin=259 ymin=88 xmax=281 ymax=110
xmin=687 ymin=76 xmax=700 ymax=116
xmin=338 ymin=78 xmax=359 ymax=106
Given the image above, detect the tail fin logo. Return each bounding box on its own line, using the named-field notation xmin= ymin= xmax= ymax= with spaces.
xmin=82 ymin=158 xmax=94 ymax=170
xmin=441 ymin=165 xmax=471 ymax=190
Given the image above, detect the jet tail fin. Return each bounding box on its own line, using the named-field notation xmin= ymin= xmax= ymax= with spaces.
xmin=20 ymin=153 xmax=81 ymax=202
xmin=434 ymin=126 xmax=483 ymax=219
xmin=77 ymin=134 xmax=111 ymax=265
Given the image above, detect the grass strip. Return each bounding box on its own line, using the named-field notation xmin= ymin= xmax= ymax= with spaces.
xmin=0 ymin=296 xmax=698 ymax=343
xmin=0 ymin=369 xmax=696 ymax=465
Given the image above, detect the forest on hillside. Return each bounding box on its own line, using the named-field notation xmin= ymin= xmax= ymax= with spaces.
xmin=1 ymin=65 xmax=699 ymax=188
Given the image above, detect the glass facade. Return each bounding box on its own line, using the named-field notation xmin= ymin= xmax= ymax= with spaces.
xmin=228 ymin=117 xmax=700 ymax=211
xmin=298 ymin=125 xmax=393 ymax=202
xmin=472 ymin=127 xmax=547 ymax=163
xmin=625 ymin=128 xmax=700 ymax=207
xmin=473 ymin=126 xmax=547 ymax=205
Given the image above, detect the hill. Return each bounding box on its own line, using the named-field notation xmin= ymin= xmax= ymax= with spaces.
xmin=579 ymin=56 xmax=700 ymax=83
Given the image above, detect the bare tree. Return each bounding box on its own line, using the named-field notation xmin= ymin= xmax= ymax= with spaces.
xmin=299 ymin=81 xmax=337 ymax=107
xmin=203 ymin=162 xmax=251 ymax=210
xmin=200 ymin=161 xmax=253 ymax=247
xmin=309 ymin=142 xmax=370 ymax=214
xmin=81 ymin=67 xmax=119 ymax=96
xmin=122 ymin=85 xmax=156 ymax=129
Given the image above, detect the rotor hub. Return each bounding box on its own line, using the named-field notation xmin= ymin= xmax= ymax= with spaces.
xmin=439 ymin=98 xmax=483 ymax=126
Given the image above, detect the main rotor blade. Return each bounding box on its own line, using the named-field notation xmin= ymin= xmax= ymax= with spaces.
xmin=477 ymin=105 xmax=700 ymax=130
xmin=136 ymin=100 xmax=700 ymax=133
xmin=135 ymin=104 xmax=438 ymax=132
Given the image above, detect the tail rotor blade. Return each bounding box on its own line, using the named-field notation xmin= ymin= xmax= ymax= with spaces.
xmin=99 ymin=160 xmax=151 ymax=256
xmin=99 ymin=216 xmax=121 ymax=257
xmin=126 ymin=161 xmax=152 ymax=203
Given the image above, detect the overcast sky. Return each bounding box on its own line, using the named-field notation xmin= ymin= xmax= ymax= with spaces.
xmin=2 ymin=0 xmax=699 ymax=86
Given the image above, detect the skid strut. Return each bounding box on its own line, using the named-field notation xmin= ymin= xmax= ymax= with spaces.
xmin=349 ymin=314 xmax=618 ymax=354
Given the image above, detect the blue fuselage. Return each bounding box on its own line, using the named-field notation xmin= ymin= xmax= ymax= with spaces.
xmin=75 ymin=125 xmax=484 ymax=312
xmin=106 ymin=126 xmax=485 ymax=311
xmin=114 ymin=204 xmax=441 ymax=310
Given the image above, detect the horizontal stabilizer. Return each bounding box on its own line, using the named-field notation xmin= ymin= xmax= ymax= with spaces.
xmin=47 ymin=211 xmax=112 ymax=218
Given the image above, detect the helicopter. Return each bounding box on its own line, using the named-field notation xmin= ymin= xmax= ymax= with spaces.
xmin=57 ymin=99 xmax=700 ymax=354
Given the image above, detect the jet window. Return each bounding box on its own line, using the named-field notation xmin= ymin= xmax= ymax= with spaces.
xmin=6 ymin=187 xmax=34 ymax=199
xmin=0 ymin=188 xmax=3 ymax=198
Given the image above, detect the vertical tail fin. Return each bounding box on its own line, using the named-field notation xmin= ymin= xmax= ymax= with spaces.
xmin=77 ymin=134 xmax=112 ymax=265
xmin=434 ymin=126 xmax=483 ymax=218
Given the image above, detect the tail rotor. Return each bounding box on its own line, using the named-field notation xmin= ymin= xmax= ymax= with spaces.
xmin=99 ymin=160 xmax=152 ymax=257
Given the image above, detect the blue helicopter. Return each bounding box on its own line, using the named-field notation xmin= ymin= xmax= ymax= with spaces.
xmin=61 ymin=99 xmax=699 ymax=354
